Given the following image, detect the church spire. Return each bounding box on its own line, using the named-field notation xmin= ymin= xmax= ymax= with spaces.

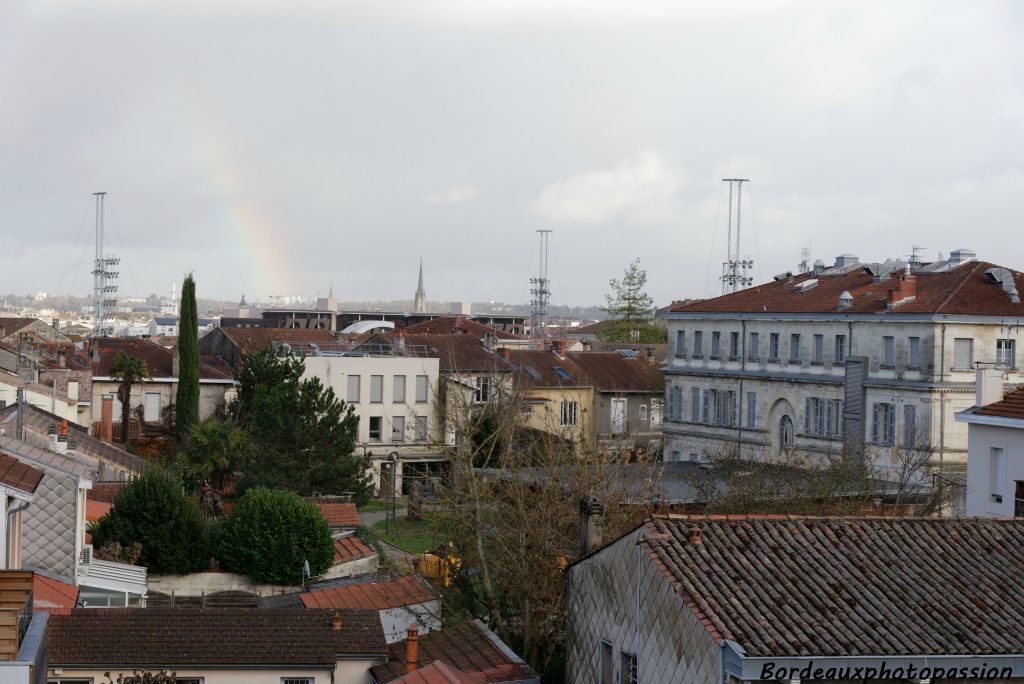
xmin=414 ymin=259 xmax=426 ymax=313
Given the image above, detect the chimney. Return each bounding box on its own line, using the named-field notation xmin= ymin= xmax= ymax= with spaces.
xmin=405 ymin=623 xmax=419 ymax=674
xmin=58 ymin=349 xmax=66 ymax=367
xmin=976 ymin=363 xmax=1004 ymax=408
xmin=55 ymin=420 xmax=68 ymax=455
xmin=100 ymin=396 xmax=114 ymax=443
xmin=551 ymin=338 xmax=568 ymax=359
xmin=501 ymin=348 xmax=511 ymax=362
xmin=886 ymin=274 xmax=917 ymax=309
xmin=645 ymin=346 xmax=655 ymax=365
xmin=15 ymin=389 xmax=25 ymax=441
xmin=48 ymin=423 xmax=58 ymax=450
xmin=687 ymin=524 xmax=702 ymax=544
xmin=331 ymin=612 xmax=342 ymax=631
xmin=172 ymin=347 xmax=180 ymax=377
xmin=483 ymin=331 xmax=496 ymax=351
xmin=579 ymin=496 xmax=603 ymax=556
xmin=395 ymin=322 xmax=406 ymax=351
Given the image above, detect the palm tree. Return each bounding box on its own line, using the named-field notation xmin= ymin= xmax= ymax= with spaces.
xmin=109 ymin=352 xmax=150 ymax=443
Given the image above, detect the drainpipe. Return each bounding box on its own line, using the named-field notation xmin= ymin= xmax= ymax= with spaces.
xmin=5 ymin=500 xmax=30 ymax=569
xmin=939 ymin=323 xmax=946 ymax=473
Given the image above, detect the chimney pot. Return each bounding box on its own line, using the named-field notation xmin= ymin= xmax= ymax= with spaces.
xmin=405 ymin=623 xmax=420 ymax=673
xmin=687 ymin=524 xmax=702 ymax=544
xmin=579 ymin=496 xmax=604 ymax=555
xmin=501 ymin=348 xmax=511 ymax=362
xmin=332 ymin=611 xmax=342 ymax=631
xmin=975 ymin=363 xmax=1004 ymax=408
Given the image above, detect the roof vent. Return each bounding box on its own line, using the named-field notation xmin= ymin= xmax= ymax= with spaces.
xmin=773 ymin=272 xmax=794 ymax=282
xmin=812 ymin=259 xmax=826 ymax=274
xmin=949 ymin=248 xmax=976 ymax=265
xmin=837 ymin=291 xmax=853 ymax=310
xmin=834 ymin=254 xmax=858 ymax=268
xmin=985 ymin=267 xmax=1020 ymax=303
xmin=794 ymin=279 xmax=818 ymax=293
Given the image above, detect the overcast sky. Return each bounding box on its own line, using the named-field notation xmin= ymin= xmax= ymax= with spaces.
xmin=2 ymin=1 xmax=1022 ymax=308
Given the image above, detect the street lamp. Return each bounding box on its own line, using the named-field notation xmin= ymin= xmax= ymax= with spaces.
xmin=385 ymin=451 xmax=399 ymax=535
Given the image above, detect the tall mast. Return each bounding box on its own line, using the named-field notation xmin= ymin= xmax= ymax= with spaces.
xmin=720 ymin=178 xmax=752 ymax=294
xmin=91 ymin=192 xmax=119 ymax=336
xmin=530 ymin=229 xmax=553 ymax=340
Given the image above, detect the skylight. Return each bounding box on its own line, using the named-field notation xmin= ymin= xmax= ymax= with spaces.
xmin=553 ymin=366 xmax=571 ymax=380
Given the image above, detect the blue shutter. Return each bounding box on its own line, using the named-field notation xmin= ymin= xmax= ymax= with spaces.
xmin=805 ymin=398 xmax=812 ymax=433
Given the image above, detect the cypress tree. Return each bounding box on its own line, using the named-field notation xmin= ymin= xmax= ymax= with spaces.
xmin=175 ymin=273 xmax=200 ymax=442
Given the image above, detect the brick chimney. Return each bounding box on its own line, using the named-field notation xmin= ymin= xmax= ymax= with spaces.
xmin=550 ymin=338 xmax=569 ymax=359
xmin=331 ymin=611 xmax=342 ymax=631
xmin=100 ymin=396 xmax=114 ymax=443
xmin=579 ymin=496 xmax=603 ymax=556
xmin=886 ymin=274 xmax=917 ymax=309
xmin=394 ymin=321 xmax=406 ymax=351
xmin=55 ymin=419 xmax=68 ymax=455
xmin=405 ymin=623 xmax=419 ymax=673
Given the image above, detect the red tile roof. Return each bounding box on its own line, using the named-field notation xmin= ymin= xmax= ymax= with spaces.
xmin=220 ymin=327 xmax=346 ymax=354
xmin=670 ymin=260 xmax=1024 ymax=316
xmin=89 ymin=338 xmax=232 ymax=380
xmin=402 ymin=334 xmax=513 ymax=373
xmin=33 ymin=574 xmax=79 ymax=615
xmin=404 ymin=317 xmax=524 ymax=340
xmin=507 ymin=349 xmax=663 ymax=393
xmin=392 ymin=661 xmax=487 ymax=684
xmin=0 ymin=451 xmax=44 ymax=495
xmin=334 ymin=535 xmax=375 ymax=563
xmin=371 ymin=621 xmax=537 ymax=683
xmin=301 ymin=575 xmax=436 ymax=611
xmin=639 ymin=516 xmax=1024 ymax=658
xmin=975 ymin=386 xmax=1024 ymax=420
xmin=316 ymin=501 xmax=361 ymax=528
xmin=48 ymin=608 xmax=388 ymax=666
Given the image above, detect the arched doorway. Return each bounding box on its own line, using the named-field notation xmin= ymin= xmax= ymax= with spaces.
xmin=766 ymin=398 xmax=797 ymax=456
xmin=779 ymin=415 xmax=795 ymax=453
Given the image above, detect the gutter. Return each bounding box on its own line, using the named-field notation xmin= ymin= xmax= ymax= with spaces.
xmin=955 ymin=409 xmax=1024 ymax=429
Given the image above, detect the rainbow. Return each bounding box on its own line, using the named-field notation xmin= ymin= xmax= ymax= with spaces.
xmin=188 ymin=90 xmax=293 ymax=299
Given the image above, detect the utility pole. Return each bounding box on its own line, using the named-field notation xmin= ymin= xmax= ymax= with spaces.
xmin=720 ymin=179 xmax=753 ymax=294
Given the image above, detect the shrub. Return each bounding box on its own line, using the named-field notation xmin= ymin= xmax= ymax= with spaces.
xmin=91 ymin=467 xmax=210 ymax=574
xmin=214 ymin=487 xmax=333 ymax=584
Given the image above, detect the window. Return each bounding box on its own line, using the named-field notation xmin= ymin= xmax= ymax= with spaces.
xmin=729 ymin=331 xmax=740 ymax=359
xmin=790 ymin=334 xmax=801 ymax=362
xmin=746 ymin=392 xmax=756 ymax=429
xmin=883 ymin=336 xmax=895 ymax=367
xmin=749 ymin=332 xmax=759 ymax=360
xmin=473 ymin=377 xmax=491 ymax=403
xmin=650 ymin=399 xmax=663 ymax=427
xmin=665 ymin=386 xmax=676 ymax=421
xmin=347 ymin=375 xmax=361 ymax=403
xmin=393 ymin=375 xmax=406 ymax=403
xmin=903 ymin=405 xmax=917 ymax=446
xmin=668 ymin=450 xmax=681 ymax=462
xmin=909 ymin=337 xmax=921 ymax=368
xmin=553 ymin=366 xmax=571 ymax=380
xmin=997 ymin=339 xmax=1016 ymax=369
xmin=693 ymin=330 xmax=704 ymax=357
xmin=779 ymin=415 xmax=794 ymax=451
xmin=954 ymin=338 xmax=973 ymax=369
xmin=712 ymin=389 xmax=722 ymax=426
xmin=769 ymin=332 xmax=780 ymax=361
xmin=621 ymin=651 xmax=637 ymax=684
xmin=370 ymin=375 xmax=383 ymax=403
xmin=871 ymin=403 xmax=896 ymax=445
xmin=639 ymin=404 xmax=648 ymax=424
xmin=600 ymin=641 xmax=613 ymax=684
xmin=711 ymin=332 xmax=721 ymax=358
xmin=832 ymin=399 xmax=844 ymax=438
xmin=392 ymin=415 xmax=405 ymax=442
xmin=415 ymin=415 xmax=428 ymax=442
xmin=691 ymin=387 xmax=701 ymax=422
xmin=834 ymin=335 xmax=846 ymax=364
xmin=991 ymin=447 xmax=1005 ymax=504
xmin=415 ymin=375 xmax=429 ymax=403
xmin=369 ymin=416 xmax=382 ymax=441
xmin=729 ymin=390 xmax=738 ymax=427
xmin=282 ymin=679 xmax=314 ymax=684
xmin=560 ymin=400 xmax=579 ymax=427
xmin=813 ymin=334 xmax=824 ymax=363
xmin=702 ymin=389 xmax=710 ymax=425
xmin=675 ymin=330 xmax=686 ymax=357
xmin=1015 ymin=481 xmax=1024 ymax=518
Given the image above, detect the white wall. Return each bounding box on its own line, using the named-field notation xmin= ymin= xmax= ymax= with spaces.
xmin=965 ymin=422 xmax=1024 ymax=517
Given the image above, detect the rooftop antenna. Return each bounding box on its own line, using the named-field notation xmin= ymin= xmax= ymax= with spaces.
xmin=799 ymin=247 xmax=811 ymax=274
xmin=720 ymin=179 xmax=753 ymax=294
xmin=908 ymin=245 xmax=926 ymax=269
xmin=91 ymin=192 xmax=119 ymax=336
xmin=530 ymin=229 xmax=553 ymax=340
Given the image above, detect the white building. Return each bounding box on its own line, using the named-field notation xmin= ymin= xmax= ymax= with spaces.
xmin=662 ymin=250 xmax=1024 ymax=474
xmin=303 ymin=353 xmax=443 ymax=496
xmin=956 ymin=366 xmax=1024 ymax=517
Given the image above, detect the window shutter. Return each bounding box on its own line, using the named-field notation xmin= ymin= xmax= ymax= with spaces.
xmin=805 ymin=398 xmax=811 ymax=432
xmin=871 ymin=403 xmax=879 ymax=443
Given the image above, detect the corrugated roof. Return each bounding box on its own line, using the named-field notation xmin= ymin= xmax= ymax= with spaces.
xmin=48 ymin=608 xmax=388 ymax=666
xmin=670 ymin=260 xmax=1024 ymax=316
xmin=640 ymin=516 xmax=1024 ymax=658
xmin=301 ymin=575 xmax=435 ymax=611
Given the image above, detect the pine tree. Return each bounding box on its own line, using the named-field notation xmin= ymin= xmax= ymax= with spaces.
xmin=175 ymin=273 xmax=200 ymax=442
xmin=604 ymin=258 xmax=655 ymax=323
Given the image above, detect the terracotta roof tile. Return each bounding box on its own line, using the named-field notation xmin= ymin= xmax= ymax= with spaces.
xmin=89 ymin=338 xmax=233 ymax=380
xmin=371 ymin=621 xmax=537 ymax=683
xmin=316 ymin=501 xmax=361 ymax=528
xmin=639 ymin=516 xmax=1024 ymax=658
xmin=0 ymin=451 xmax=44 ymax=495
xmin=401 ymin=334 xmax=513 ymax=373
xmin=975 ymin=386 xmax=1024 ymax=420
xmin=48 ymin=608 xmax=388 ymax=666
xmin=507 ymin=349 xmax=663 ymax=393
xmin=392 ymin=661 xmax=487 ymax=684
xmin=301 ymin=575 xmax=435 ymax=610
xmin=219 ymin=328 xmax=346 ymax=355
xmin=670 ymin=261 xmax=1024 ymax=316
xmin=404 ymin=317 xmax=524 ymax=341
xmin=334 ymin=535 xmax=375 ymax=563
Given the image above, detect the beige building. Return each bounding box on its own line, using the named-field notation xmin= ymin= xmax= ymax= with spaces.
xmin=663 ymin=250 xmax=1024 ymax=474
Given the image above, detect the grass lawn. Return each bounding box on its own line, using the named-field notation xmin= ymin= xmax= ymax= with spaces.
xmin=372 ymin=514 xmax=447 ymax=554
xmin=357 ymin=499 xmax=397 ymax=513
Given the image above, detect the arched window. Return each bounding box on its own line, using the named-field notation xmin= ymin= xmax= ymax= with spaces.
xmin=779 ymin=415 xmax=794 ymax=452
